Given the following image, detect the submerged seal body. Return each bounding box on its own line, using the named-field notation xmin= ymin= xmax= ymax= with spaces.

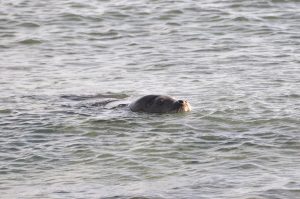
xmin=130 ymin=95 xmax=191 ymax=113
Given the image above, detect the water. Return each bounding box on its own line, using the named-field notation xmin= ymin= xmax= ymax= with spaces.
xmin=1 ymin=0 xmax=300 ymax=198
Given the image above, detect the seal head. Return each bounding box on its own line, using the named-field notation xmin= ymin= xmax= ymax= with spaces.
xmin=130 ymin=95 xmax=191 ymax=113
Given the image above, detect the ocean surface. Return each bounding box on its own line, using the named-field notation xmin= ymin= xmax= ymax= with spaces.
xmin=1 ymin=0 xmax=300 ymax=198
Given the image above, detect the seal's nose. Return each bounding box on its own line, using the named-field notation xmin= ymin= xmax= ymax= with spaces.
xmin=178 ymin=100 xmax=184 ymax=104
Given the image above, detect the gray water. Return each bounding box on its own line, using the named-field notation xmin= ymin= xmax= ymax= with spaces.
xmin=1 ymin=0 xmax=300 ymax=198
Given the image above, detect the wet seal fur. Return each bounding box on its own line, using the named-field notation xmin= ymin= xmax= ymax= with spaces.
xmin=130 ymin=95 xmax=191 ymax=113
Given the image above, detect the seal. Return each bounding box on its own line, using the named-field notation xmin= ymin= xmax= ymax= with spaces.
xmin=130 ymin=95 xmax=191 ymax=113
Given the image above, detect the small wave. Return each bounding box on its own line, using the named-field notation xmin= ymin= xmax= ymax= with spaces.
xmin=103 ymin=196 xmax=164 ymax=199
xmin=247 ymin=117 xmax=299 ymax=125
xmin=261 ymin=187 xmax=300 ymax=199
xmin=166 ymin=22 xmax=181 ymax=26
xmin=271 ymin=0 xmax=299 ymax=3
xmin=165 ymin=9 xmax=184 ymax=15
xmin=282 ymin=94 xmax=300 ymax=98
xmin=60 ymin=12 xmax=83 ymax=21
xmin=69 ymin=2 xmax=93 ymax=9
xmin=200 ymin=135 xmax=227 ymax=141
xmin=0 ymin=109 xmax=12 ymax=114
xmin=17 ymin=22 xmax=40 ymax=28
xmin=18 ymin=39 xmax=42 ymax=45
xmin=0 ymin=45 xmax=10 ymax=49
xmin=232 ymin=16 xmax=250 ymax=22
xmin=102 ymin=11 xmax=131 ymax=19
xmin=229 ymin=163 xmax=264 ymax=170
xmin=88 ymin=29 xmax=119 ymax=37
xmin=61 ymin=93 xmax=129 ymax=101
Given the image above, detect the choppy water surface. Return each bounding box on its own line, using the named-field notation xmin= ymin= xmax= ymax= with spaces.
xmin=1 ymin=0 xmax=300 ymax=198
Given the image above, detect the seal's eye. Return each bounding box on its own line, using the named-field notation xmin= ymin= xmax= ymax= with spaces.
xmin=158 ymin=100 xmax=164 ymax=105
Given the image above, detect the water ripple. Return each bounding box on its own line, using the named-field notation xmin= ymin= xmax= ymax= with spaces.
xmin=1 ymin=0 xmax=300 ymax=198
